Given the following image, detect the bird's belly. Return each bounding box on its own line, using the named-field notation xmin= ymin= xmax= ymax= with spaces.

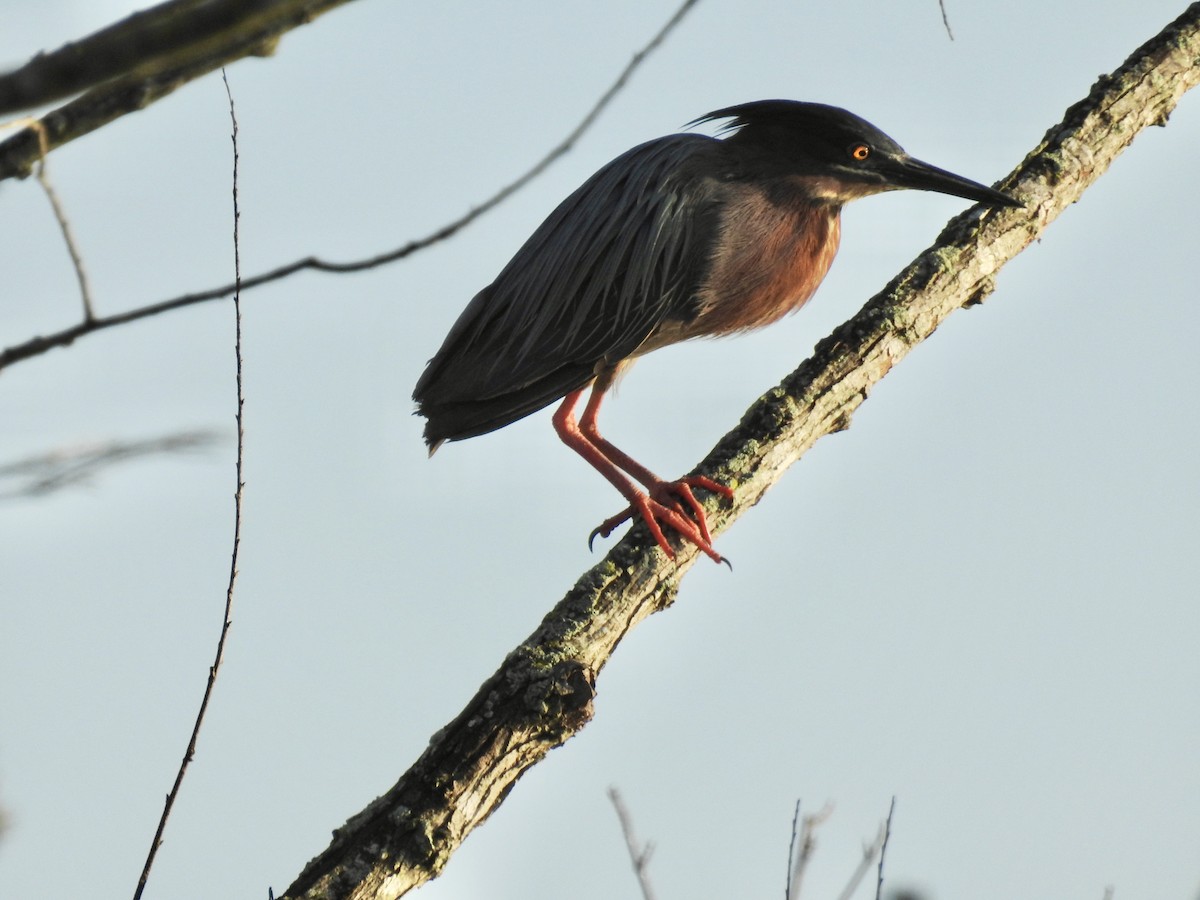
xmin=691 ymin=201 xmax=842 ymax=337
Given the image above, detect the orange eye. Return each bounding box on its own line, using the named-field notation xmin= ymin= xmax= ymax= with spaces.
xmin=849 ymin=143 xmax=871 ymax=161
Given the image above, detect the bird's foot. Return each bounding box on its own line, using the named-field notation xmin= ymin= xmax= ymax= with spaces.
xmin=588 ymin=476 xmax=734 ymax=566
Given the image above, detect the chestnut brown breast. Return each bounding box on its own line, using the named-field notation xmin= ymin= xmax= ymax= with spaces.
xmin=691 ymin=186 xmax=842 ymax=338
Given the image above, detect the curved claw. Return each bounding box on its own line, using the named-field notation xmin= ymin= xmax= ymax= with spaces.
xmin=588 ymin=507 xmax=634 ymax=551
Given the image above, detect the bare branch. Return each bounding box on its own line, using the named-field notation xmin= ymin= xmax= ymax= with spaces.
xmin=0 ymin=0 xmax=702 ymax=374
xmin=0 ymin=430 xmax=219 ymax=500
xmin=0 ymin=0 xmax=356 ymax=176
xmin=0 ymin=0 xmax=289 ymax=115
xmin=608 ymin=788 xmax=657 ymax=900
xmin=131 ymin=69 xmax=246 ymax=900
xmin=276 ymin=11 xmax=1200 ymax=898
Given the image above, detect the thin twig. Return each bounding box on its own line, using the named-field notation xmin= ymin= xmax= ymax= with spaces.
xmin=131 ymin=69 xmax=246 ymax=900
xmin=7 ymin=117 xmax=97 ymax=320
xmin=875 ymin=797 xmax=897 ymax=900
xmin=608 ymin=787 xmax=657 ymax=900
xmin=938 ymin=0 xmax=955 ymax=40
xmin=833 ymin=801 xmax=891 ymax=900
xmin=0 ymin=0 xmax=702 ymax=374
xmin=785 ymin=799 xmax=802 ymax=900
xmin=785 ymin=800 xmax=896 ymax=900
xmin=0 ymin=430 xmax=220 ymax=500
xmin=788 ymin=802 xmax=834 ymax=899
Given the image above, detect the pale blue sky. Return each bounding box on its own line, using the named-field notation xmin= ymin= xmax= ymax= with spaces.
xmin=2 ymin=2 xmax=1198 ymax=899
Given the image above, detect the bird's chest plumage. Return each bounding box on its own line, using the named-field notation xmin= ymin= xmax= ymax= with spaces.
xmin=690 ymin=192 xmax=842 ymax=337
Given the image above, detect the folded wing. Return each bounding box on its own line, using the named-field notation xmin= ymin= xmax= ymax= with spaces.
xmin=414 ymin=133 xmax=727 ymax=447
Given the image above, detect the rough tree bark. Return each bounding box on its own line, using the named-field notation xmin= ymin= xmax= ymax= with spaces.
xmin=278 ymin=6 xmax=1200 ymax=900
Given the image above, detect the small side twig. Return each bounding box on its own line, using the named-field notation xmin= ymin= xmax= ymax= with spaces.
xmin=131 ymin=69 xmax=246 ymax=900
xmin=0 ymin=0 xmax=703 ymax=374
xmin=608 ymin=787 xmax=657 ymax=900
xmin=5 ymin=117 xmax=96 ymax=320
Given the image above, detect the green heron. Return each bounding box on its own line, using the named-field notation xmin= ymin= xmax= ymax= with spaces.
xmin=414 ymin=100 xmax=1018 ymax=563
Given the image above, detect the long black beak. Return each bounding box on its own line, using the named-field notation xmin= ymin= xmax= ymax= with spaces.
xmin=882 ymin=154 xmax=1021 ymax=208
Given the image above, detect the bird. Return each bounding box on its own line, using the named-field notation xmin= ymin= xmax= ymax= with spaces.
xmin=413 ymin=100 xmax=1019 ymax=564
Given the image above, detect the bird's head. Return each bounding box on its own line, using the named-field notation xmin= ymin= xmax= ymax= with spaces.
xmin=692 ymin=100 xmax=1020 ymax=208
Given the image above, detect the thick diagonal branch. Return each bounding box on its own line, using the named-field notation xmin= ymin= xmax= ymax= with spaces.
xmin=279 ymin=6 xmax=1200 ymax=900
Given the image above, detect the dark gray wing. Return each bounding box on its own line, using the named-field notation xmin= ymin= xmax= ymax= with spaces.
xmin=414 ymin=133 xmax=727 ymax=446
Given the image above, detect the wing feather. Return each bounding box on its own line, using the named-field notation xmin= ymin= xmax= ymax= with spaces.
xmin=414 ymin=133 xmax=726 ymax=445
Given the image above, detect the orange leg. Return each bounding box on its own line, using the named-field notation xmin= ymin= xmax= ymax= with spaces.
xmin=551 ymin=386 xmax=732 ymax=564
